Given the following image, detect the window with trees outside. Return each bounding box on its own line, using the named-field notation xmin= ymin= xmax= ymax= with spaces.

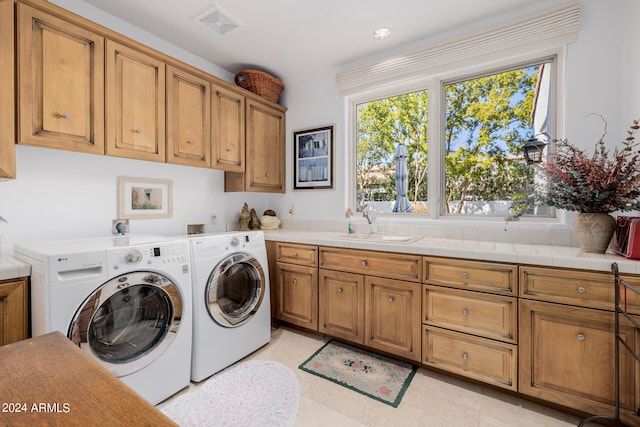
xmin=355 ymin=59 xmax=554 ymax=218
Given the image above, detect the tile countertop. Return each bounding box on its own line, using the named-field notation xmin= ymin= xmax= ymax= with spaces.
xmin=0 ymin=256 xmax=31 ymax=281
xmin=262 ymin=229 xmax=640 ymax=275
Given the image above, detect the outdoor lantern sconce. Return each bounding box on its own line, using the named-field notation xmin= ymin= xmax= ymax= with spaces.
xmin=522 ymin=133 xmax=548 ymax=164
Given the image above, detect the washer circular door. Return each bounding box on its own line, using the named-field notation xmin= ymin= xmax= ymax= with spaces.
xmin=68 ymin=271 xmax=183 ymax=377
xmin=206 ymin=252 xmax=266 ymax=327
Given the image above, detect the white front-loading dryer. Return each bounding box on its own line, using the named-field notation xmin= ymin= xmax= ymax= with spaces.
xmin=189 ymin=230 xmax=271 ymax=382
xmin=14 ymin=235 xmax=192 ymax=405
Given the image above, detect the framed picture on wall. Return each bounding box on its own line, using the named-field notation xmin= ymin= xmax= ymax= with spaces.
xmin=118 ymin=177 xmax=173 ymax=219
xmin=293 ymin=125 xmax=334 ymax=190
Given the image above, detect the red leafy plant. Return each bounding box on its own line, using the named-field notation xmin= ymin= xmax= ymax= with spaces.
xmin=539 ymin=116 xmax=640 ymax=213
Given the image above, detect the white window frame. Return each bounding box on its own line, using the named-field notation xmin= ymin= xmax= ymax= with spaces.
xmin=346 ymin=47 xmax=566 ymax=223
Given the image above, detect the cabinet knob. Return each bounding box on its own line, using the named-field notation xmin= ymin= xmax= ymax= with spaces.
xmin=292 ymin=252 xmax=298 ymax=257
xmin=462 ymin=352 xmax=469 ymax=361
xmin=134 ymin=128 xmax=142 ymax=134
xmin=226 ymin=147 xmax=233 ymax=152
xmin=462 ymin=308 xmax=469 ymax=317
xmin=60 ymin=113 xmax=70 ymax=119
xmin=387 ymin=297 xmax=394 ymax=303
xmin=337 ymin=288 xmax=343 ymax=294
xmin=265 ymin=172 xmax=271 ymax=177
xmin=577 ymin=286 xmax=586 ymax=294
xmin=187 ymin=139 xmax=194 ymax=144
xmin=292 ymin=278 xmax=297 ymax=285
xmin=577 ymin=333 xmax=585 ymax=341
xmin=462 ymin=272 xmax=469 ymax=279
xmin=361 ymin=260 xmax=367 ymax=266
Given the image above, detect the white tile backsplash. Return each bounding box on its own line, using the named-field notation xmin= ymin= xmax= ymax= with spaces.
xmin=280 ymin=218 xmax=578 ymax=247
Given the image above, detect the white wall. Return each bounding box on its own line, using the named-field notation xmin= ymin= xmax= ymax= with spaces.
xmin=1 ymin=0 xmax=637 ymax=254
xmin=271 ymin=0 xmax=638 ymax=228
xmin=0 ymin=0 xmax=271 ymax=255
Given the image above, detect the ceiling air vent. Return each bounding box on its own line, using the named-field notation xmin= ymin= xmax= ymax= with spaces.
xmin=193 ymin=5 xmax=241 ymax=35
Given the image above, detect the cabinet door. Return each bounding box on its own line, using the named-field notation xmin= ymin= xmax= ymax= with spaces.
xmin=365 ymin=276 xmax=421 ymax=362
xmin=226 ymin=99 xmax=285 ymax=192
xmin=18 ymin=3 xmax=104 ymax=154
xmin=211 ymin=84 xmax=245 ymax=172
xmin=519 ymin=299 xmax=638 ymax=418
xmin=319 ymin=269 xmax=365 ymax=344
xmin=0 ymin=0 xmax=15 ymax=178
xmin=276 ymin=263 xmax=318 ymax=330
xmin=106 ymin=40 xmax=165 ymax=162
xmin=166 ymin=65 xmax=210 ymax=167
xmin=0 ymin=278 xmax=28 ymax=346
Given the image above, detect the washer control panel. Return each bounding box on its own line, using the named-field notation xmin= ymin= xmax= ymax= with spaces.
xmin=107 ymin=241 xmax=190 ymax=271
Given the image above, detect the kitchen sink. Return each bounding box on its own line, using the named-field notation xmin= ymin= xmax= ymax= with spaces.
xmin=337 ymin=233 xmax=422 ymax=244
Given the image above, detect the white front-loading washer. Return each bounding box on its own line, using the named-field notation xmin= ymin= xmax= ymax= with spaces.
xmin=189 ymin=230 xmax=271 ymax=382
xmin=14 ymin=235 xmax=192 ymax=405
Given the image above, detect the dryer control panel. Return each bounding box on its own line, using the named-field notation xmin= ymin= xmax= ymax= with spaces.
xmin=107 ymin=241 xmax=190 ymax=272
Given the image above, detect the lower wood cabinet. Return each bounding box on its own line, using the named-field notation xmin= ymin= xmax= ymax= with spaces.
xmin=273 ymin=243 xmax=319 ymax=331
xmin=365 ymin=276 xmax=421 ymax=362
xmin=0 ymin=277 xmax=29 ymax=346
xmin=519 ymin=299 xmax=639 ymax=420
xmin=319 ymin=269 xmax=364 ymax=345
xmin=275 ymin=262 xmax=318 ymax=331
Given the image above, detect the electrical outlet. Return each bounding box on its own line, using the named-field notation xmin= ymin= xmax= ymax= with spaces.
xmin=288 ymin=205 xmax=295 ymax=215
xmin=210 ymin=214 xmax=217 ymax=225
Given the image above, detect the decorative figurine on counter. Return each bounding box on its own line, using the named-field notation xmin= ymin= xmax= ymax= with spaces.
xmin=249 ymin=208 xmax=261 ymax=230
xmin=239 ymin=203 xmax=250 ymax=231
xmin=260 ymin=209 xmax=281 ymax=230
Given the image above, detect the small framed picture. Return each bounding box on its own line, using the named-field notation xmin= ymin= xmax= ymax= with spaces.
xmin=118 ymin=177 xmax=172 ymax=219
xmin=293 ymin=125 xmax=334 ymax=190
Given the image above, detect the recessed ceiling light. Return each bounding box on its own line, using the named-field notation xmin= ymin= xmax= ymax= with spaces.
xmin=373 ymin=27 xmax=392 ymax=40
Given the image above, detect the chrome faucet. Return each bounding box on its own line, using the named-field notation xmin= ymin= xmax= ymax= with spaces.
xmin=362 ymin=205 xmax=377 ymax=233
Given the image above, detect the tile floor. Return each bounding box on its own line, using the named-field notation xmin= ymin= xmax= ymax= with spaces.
xmin=165 ymin=326 xmax=583 ymax=427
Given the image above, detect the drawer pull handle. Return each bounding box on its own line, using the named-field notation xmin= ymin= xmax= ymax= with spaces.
xmin=187 ymin=139 xmax=194 ymax=144
xmin=387 ymin=297 xmax=394 ymax=303
xmin=462 ymin=309 xmax=469 ymax=317
xmin=462 ymin=272 xmax=469 ymax=279
xmin=337 ymin=288 xmax=343 ymax=294
xmin=577 ymin=286 xmax=586 ymax=294
xmin=292 ymin=252 xmax=298 ymax=257
xmin=462 ymin=352 xmax=468 ymax=361
xmin=292 ymin=279 xmax=297 ymax=285
xmin=577 ymin=333 xmax=585 ymax=341
xmin=134 ymin=128 xmax=142 ymax=134
xmin=60 ymin=113 xmax=70 ymax=119
xmin=361 ymin=260 xmax=367 ymax=266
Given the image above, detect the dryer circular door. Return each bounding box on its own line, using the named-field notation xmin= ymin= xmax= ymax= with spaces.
xmin=68 ymin=271 xmax=183 ymax=377
xmin=206 ymin=252 xmax=266 ymax=327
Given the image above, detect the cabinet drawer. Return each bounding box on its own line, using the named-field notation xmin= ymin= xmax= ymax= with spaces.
xmin=276 ymin=243 xmax=318 ymax=267
xmin=424 ymin=257 xmax=516 ymax=295
xmin=520 ymin=266 xmax=640 ymax=313
xmin=422 ymin=285 xmax=516 ymax=343
xmin=422 ymin=326 xmax=517 ymax=391
xmin=320 ymin=247 xmax=421 ymax=282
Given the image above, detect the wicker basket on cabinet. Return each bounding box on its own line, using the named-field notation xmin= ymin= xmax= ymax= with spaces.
xmin=234 ymin=69 xmax=284 ymax=103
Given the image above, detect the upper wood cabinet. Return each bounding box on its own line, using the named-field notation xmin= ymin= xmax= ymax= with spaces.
xmin=225 ymin=99 xmax=285 ymax=193
xmin=17 ymin=2 xmax=105 ymax=154
xmin=211 ymin=84 xmax=245 ymax=172
xmin=166 ymin=65 xmax=210 ymax=168
xmin=0 ymin=0 xmax=15 ymax=179
xmin=105 ymin=40 xmax=165 ymax=162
